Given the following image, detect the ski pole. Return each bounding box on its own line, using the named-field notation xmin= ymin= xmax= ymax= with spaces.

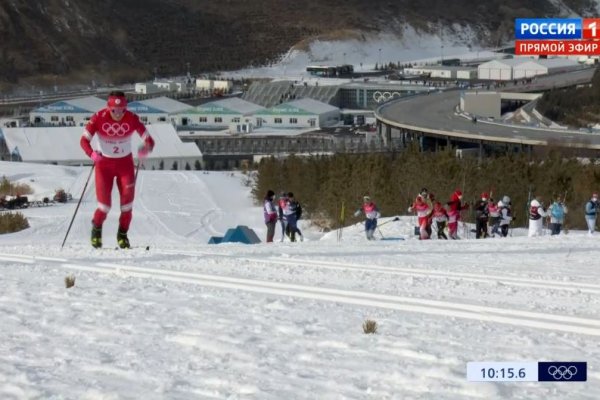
xmin=378 ymin=216 xmax=400 ymax=228
xmin=134 ymin=159 xmax=142 ymax=183
xmin=61 ymin=165 xmax=95 ymax=249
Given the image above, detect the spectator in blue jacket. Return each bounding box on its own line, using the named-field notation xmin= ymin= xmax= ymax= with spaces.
xmin=585 ymin=192 xmax=599 ymax=235
xmin=283 ymin=192 xmax=303 ymax=242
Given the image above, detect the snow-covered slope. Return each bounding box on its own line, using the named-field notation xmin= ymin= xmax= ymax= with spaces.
xmin=1 ymin=161 xmax=599 ymax=399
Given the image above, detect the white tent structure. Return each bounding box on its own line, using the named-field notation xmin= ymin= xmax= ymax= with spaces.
xmin=477 ymin=59 xmax=529 ymax=81
xmin=1 ymin=124 xmax=202 ymax=170
xmin=513 ymin=58 xmax=582 ymax=80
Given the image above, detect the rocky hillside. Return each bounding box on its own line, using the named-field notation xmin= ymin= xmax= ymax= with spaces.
xmin=0 ymin=0 xmax=597 ymax=89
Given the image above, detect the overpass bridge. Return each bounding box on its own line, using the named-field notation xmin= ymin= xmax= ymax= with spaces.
xmin=375 ymin=67 xmax=600 ymax=155
xmin=500 ymin=92 xmax=542 ymax=101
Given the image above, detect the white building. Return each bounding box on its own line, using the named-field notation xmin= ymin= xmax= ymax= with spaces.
xmin=152 ymin=79 xmax=195 ymax=93
xmin=255 ymin=98 xmax=340 ymax=129
xmin=134 ymin=82 xmax=164 ymax=94
xmin=153 ymin=80 xmax=178 ymax=92
xmin=127 ymin=97 xmax=193 ymax=125
xmin=403 ymin=66 xmax=477 ymax=80
xmin=176 ymin=97 xmax=265 ymax=129
xmin=29 ymin=96 xmax=106 ymax=127
xmin=512 ymin=58 xmax=582 ymax=79
xmin=1 ymin=124 xmax=202 ymax=170
xmin=456 ymin=68 xmax=478 ymax=80
xmin=195 ymin=79 xmax=233 ymax=92
xmin=477 ymin=58 xmax=530 ymax=80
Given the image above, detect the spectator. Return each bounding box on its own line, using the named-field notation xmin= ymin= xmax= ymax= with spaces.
xmin=263 ymin=190 xmax=277 ymax=243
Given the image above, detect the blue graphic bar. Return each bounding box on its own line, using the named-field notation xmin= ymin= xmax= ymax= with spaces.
xmin=538 ymin=362 xmax=587 ymax=382
xmin=515 ymin=18 xmax=582 ymax=39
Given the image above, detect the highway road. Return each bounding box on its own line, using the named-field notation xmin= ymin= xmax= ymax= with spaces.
xmin=376 ymin=68 xmax=600 ymax=149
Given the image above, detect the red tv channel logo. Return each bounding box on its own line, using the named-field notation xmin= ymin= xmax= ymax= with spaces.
xmin=583 ymin=18 xmax=600 ymax=39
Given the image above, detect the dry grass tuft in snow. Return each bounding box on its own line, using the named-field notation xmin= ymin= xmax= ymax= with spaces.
xmin=64 ymin=275 xmax=76 ymax=289
xmin=362 ymin=319 xmax=378 ymax=334
xmin=0 ymin=211 xmax=29 ymax=234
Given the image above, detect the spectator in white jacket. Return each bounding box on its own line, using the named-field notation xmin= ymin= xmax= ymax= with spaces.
xmin=528 ymin=197 xmax=547 ymax=237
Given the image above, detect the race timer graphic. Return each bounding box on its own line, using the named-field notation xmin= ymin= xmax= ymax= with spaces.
xmin=467 ymin=361 xmax=587 ymax=382
xmin=515 ymin=18 xmax=600 ymax=55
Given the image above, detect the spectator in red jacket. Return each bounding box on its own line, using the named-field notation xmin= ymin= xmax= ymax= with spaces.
xmin=409 ymin=190 xmax=432 ymax=240
xmin=446 ymin=188 xmax=468 ymax=240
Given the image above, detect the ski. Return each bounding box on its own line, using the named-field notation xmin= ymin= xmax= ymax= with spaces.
xmin=112 ymin=245 xmax=151 ymax=251
xmin=88 ymin=245 xmax=151 ymax=251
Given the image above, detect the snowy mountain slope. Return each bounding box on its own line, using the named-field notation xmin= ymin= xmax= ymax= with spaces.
xmin=1 ymin=161 xmax=600 ymax=399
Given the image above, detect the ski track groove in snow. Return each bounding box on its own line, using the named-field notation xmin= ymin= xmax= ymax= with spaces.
xmin=2 ymin=252 xmax=600 ymax=337
xmin=135 ymin=173 xmax=179 ymax=238
xmin=157 ymin=249 xmax=600 ymax=295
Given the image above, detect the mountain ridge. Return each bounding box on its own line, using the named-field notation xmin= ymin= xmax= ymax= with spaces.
xmin=0 ymin=0 xmax=597 ymax=90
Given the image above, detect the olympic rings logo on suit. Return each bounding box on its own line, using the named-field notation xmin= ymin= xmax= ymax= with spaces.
xmin=372 ymin=91 xmax=401 ymax=103
xmin=548 ymin=365 xmax=577 ymax=380
xmin=102 ymin=122 xmax=130 ymax=137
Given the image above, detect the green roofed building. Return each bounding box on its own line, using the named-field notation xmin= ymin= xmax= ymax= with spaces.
xmin=29 ymin=96 xmax=106 ymax=127
xmin=255 ymin=98 xmax=340 ymax=129
xmin=127 ymin=96 xmax=193 ymax=125
xmin=176 ymin=97 xmax=266 ymax=129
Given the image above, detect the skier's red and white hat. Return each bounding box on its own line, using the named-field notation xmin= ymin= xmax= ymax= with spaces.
xmin=107 ymin=94 xmax=128 ymax=110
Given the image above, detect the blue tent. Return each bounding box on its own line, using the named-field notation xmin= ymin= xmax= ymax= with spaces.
xmin=208 ymin=236 xmax=223 ymax=244
xmin=221 ymin=225 xmax=261 ymax=244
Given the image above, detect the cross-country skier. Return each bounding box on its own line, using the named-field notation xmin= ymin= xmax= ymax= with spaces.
xmin=80 ymin=91 xmax=155 ymax=249
xmin=354 ymin=195 xmax=381 ymax=240
xmin=431 ymin=201 xmax=448 ymax=239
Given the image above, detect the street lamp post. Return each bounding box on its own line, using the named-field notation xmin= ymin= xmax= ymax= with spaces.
xmin=378 ymin=48 xmax=382 ymax=68
xmin=440 ymin=25 xmax=444 ymax=63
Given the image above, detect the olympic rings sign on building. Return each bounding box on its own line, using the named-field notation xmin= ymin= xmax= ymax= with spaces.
xmin=102 ymin=122 xmax=131 ymax=137
xmin=548 ymin=365 xmax=578 ymax=380
xmin=372 ymin=91 xmax=402 ymax=103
